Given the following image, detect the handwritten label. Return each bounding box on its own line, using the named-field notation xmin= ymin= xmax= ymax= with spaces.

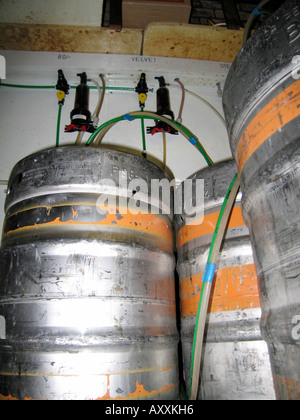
xmin=57 ymin=54 xmax=72 ymax=60
xmin=220 ymin=63 xmax=230 ymax=70
xmin=131 ymin=56 xmax=158 ymax=63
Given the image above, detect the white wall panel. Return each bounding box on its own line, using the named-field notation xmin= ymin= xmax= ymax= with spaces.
xmin=0 ymin=50 xmax=233 ymax=230
xmin=0 ymin=0 xmax=103 ymax=26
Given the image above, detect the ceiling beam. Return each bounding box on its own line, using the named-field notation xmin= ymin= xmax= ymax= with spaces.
xmin=221 ymin=0 xmax=242 ymax=30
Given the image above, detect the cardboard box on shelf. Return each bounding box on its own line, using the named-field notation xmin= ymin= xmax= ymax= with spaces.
xmin=122 ymin=0 xmax=191 ymax=29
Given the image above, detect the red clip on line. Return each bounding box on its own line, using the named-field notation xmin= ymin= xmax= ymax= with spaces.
xmin=65 ymin=124 xmax=76 ymax=132
xmin=151 ymin=126 xmax=171 ymax=135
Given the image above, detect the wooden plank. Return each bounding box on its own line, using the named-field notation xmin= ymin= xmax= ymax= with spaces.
xmin=143 ymin=23 xmax=243 ymax=62
xmin=122 ymin=0 xmax=191 ymax=29
xmin=109 ymin=0 xmax=122 ymax=30
xmin=0 ymin=23 xmax=142 ymax=55
xmin=0 ymin=21 xmax=242 ymax=62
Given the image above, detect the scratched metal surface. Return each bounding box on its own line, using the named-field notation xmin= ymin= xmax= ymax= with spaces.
xmin=175 ymin=160 xmax=276 ymax=400
xmin=0 ymin=147 xmax=179 ymax=400
xmin=223 ymin=0 xmax=300 ymax=400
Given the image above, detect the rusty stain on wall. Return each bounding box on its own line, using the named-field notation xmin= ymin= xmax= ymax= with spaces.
xmin=143 ymin=23 xmax=243 ymax=62
xmin=0 ymin=23 xmax=143 ymax=55
xmin=0 ymin=22 xmax=243 ymax=62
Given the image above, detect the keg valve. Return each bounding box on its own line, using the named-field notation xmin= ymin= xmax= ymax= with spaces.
xmin=56 ymin=69 xmax=69 ymax=105
xmin=147 ymin=76 xmax=178 ymax=136
xmin=135 ymin=72 xmax=149 ymax=109
xmin=65 ymin=72 xmax=95 ymax=133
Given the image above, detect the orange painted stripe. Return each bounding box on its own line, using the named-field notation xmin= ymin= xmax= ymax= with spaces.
xmin=276 ymin=375 xmax=300 ymax=400
xmin=97 ymin=377 xmax=178 ymax=400
xmin=0 ymin=380 xmax=178 ymax=401
xmin=0 ymin=394 xmax=19 ymax=400
xmin=4 ymin=206 xmax=173 ymax=251
xmin=177 ymin=206 xmax=245 ymax=248
xmin=180 ymin=263 xmax=260 ymax=317
xmin=236 ymin=78 xmax=300 ymax=174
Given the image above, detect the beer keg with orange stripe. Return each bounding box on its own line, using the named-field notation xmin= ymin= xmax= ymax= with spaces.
xmin=175 ymin=160 xmax=275 ymax=399
xmin=223 ymin=0 xmax=300 ymax=400
xmin=0 ymin=146 xmax=179 ymax=400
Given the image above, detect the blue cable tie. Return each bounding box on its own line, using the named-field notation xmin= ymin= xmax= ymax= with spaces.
xmin=189 ymin=136 xmax=197 ymax=145
xmin=202 ymin=263 xmax=216 ymax=283
xmin=252 ymin=7 xmax=261 ymax=15
xmin=123 ymin=113 xmax=135 ymax=121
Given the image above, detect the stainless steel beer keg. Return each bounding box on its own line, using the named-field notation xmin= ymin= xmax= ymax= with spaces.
xmin=223 ymin=0 xmax=300 ymax=399
xmin=0 ymin=146 xmax=179 ymax=400
xmin=175 ymin=160 xmax=275 ymax=400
